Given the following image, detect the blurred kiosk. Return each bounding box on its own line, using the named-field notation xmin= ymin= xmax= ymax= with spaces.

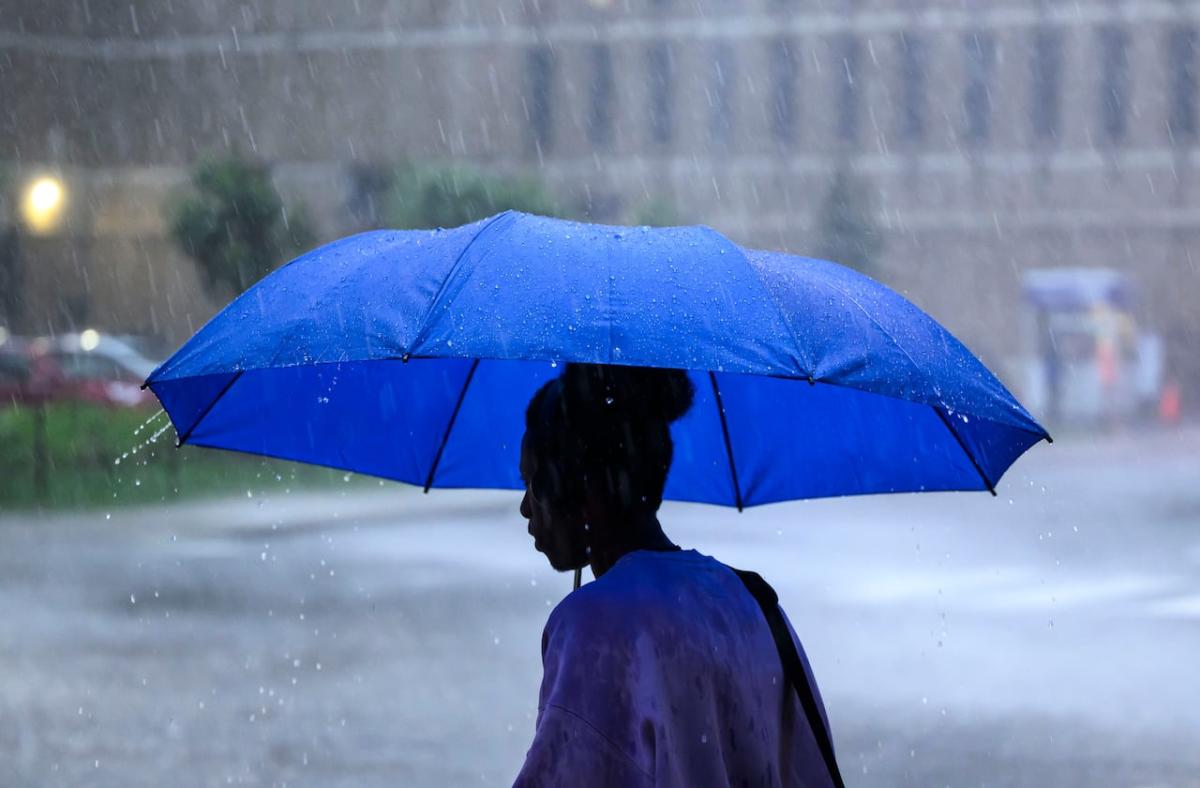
xmin=1021 ymin=268 xmax=1162 ymax=427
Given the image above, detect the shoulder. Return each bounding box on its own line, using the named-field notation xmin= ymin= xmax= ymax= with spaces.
xmin=543 ymin=577 xmax=627 ymax=650
xmin=544 ymin=551 xmax=733 ymax=645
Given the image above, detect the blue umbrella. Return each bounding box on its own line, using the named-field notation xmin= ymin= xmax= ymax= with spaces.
xmin=145 ymin=210 xmax=1048 ymax=507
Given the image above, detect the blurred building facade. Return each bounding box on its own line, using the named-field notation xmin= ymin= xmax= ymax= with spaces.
xmin=2 ymin=0 xmax=1198 ymax=401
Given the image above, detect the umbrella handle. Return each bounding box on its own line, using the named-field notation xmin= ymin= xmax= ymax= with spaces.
xmin=573 ymin=567 xmax=581 ymax=591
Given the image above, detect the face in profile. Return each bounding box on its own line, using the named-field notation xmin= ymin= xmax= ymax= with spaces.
xmin=519 ymin=435 xmax=589 ymax=572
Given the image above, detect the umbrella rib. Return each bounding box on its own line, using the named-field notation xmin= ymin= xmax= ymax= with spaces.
xmin=175 ymin=370 xmax=244 ymax=448
xmin=932 ymin=405 xmax=997 ymax=496
xmin=409 ymin=211 xmax=512 ymax=355
xmin=709 ymin=371 xmax=744 ymax=512
xmin=423 ymin=358 xmax=481 ymax=493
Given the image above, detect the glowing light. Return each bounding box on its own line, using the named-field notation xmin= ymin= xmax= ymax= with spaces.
xmin=22 ymin=176 xmax=66 ymax=234
xmin=80 ymin=329 xmax=101 ymax=352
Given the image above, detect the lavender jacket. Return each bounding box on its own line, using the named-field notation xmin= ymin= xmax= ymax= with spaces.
xmin=513 ymin=549 xmax=834 ymax=787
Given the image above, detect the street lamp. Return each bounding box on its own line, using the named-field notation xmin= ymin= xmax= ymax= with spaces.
xmin=22 ymin=175 xmax=66 ymax=235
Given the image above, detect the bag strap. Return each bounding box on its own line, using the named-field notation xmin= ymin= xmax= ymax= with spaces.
xmin=731 ymin=568 xmax=846 ymax=788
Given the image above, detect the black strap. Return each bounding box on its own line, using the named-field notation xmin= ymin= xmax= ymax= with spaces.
xmin=732 ymin=568 xmax=846 ymax=788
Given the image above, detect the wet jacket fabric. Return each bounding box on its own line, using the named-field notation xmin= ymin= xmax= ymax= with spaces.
xmin=513 ymin=549 xmax=833 ymax=787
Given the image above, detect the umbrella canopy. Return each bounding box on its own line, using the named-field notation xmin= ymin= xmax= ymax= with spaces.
xmin=146 ymin=211 xmax=1048 ymax=508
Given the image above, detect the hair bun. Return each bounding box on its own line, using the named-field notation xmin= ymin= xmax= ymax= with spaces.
xmin=562 ymin=363 xmax=695 ymax=424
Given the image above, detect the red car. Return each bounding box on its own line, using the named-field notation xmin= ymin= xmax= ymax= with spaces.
xmin=32 ymin=332 xmax=160 ymax=408
xmin=0 ymin=336 xmax=64 ymax=406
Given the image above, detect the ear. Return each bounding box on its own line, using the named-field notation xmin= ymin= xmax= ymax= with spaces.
xmin=580 ymin=480 xmax=609 ymax=535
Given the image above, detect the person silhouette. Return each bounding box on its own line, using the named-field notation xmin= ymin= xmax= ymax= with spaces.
xmin=514 ymin=363 xmax=836 ymax=787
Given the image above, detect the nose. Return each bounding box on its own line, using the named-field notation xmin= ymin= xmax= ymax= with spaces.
xmin=520 ymin=489 xmax=531 ymax=521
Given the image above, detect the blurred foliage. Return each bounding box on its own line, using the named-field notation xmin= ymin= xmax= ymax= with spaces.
xmin=0 ymin=403 xmax=360 ymax=510
xmin=169 ymin=156 xmax=315 ymax=296
xmin=631 ymin=198 xmax=680 ymax=227
xmin=815 ymin=167 xmax=884 ymax=278
xmin=383 ymin=163 xmax=561 ymax=229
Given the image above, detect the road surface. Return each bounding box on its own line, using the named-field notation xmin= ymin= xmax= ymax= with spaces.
xmin=1 ymin=426 xmax=1198 ymax=787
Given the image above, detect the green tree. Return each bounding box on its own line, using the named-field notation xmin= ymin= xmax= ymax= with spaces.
xmin=383 ymin=163 xmax=561 ymax=229
xmin=170 ymin=156 xmax=313 ymax=296
xmin=814 ymin=167 xmax=883 ymax=277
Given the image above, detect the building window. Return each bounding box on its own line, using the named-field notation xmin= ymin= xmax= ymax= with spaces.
xmin=963 ymin=31 xmax=995 ymax=145
xmin=1031 ymin=27 xmax=1063 ymax=142
xmin=835 ymin=33 xmax=861 ymax=144
xmin=709 ymin=43 xmax=736 ymax=147
xmin=769 ymin=37 xmax=799 ymax=145
xmin=526 ymin=45 xmax=556 ymax=154
xmin=1168 ymin=27 xmax=1198 ymax=142
xmin=898 ymin=31 xmax=926 ymax=143
xmin=589 ymin=44 xmax=615 ymax=148
xmin=1098 ymin=25 xmax=1130 ymax=144
xmin=647 ymin=41 xmax=674 ymax=145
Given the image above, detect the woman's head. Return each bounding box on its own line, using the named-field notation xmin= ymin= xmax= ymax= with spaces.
xmin=519 ymin=363 xmax=694 ymax=571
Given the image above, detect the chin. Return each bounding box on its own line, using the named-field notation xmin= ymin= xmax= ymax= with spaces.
xmin=547 ymin=553 xmax=588 ymax=573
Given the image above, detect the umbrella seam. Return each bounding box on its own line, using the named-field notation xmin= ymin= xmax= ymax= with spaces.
xmin=408 ymin=211 xmax=513 ymax=356
xmin=815 ymin=276 xmax=1043 ymax=436
xmin=814 ymin=275 xmax=957 ymax=412
xmin=708 ymin=232 xmax=814 ymax=377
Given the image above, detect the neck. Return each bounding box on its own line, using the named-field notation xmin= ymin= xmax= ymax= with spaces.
xmin=588 ymin=508 xmax=677 ymax=579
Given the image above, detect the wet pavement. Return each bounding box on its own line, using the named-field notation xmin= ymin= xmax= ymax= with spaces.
xmin=1 ymin=426 xmax=1198 ymax=787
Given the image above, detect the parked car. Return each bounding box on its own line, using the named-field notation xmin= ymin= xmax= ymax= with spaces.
xmin=30 ymin=331 xmax=161 ymax=408
xmin=0 ymin=334 xmax=64 ymax=406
